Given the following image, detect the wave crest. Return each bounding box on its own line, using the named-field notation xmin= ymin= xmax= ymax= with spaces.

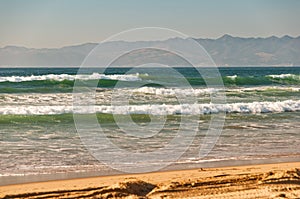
xmin=0 ymin=100 xmax=299 ymax=115
xmin=0 ymin=73 xmax=141 ymax=82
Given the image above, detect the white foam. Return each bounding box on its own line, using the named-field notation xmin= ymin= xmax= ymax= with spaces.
xmin=267 ymin=74 xmax=300 ymax=79
xmin=0 ymin=100 xmax=299 ymax=115
xmin=1 ymin=86 xmax=299 ymax=107
xmin=225 ymin=86 xmax=300 ymax=92
xmin=0 ymin=73 xmax=141 ymax=82
xmin=226 ymin=75 xmax=237 ymax=80
xmin=132 ymin=86 xmax=300 ymax=95
xmin=133 ymin=87 xmax=219 ymax=95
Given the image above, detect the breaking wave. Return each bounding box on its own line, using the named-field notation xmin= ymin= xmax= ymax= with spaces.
xmin=0 ymin=100 xmax=299 ymax=115
xmin=223 ymin=74 xmax=300 ymax=86
xmin=0 ymin=73 xmax=142 ymax=83
xmin=0 ymin=73 xmax=300 ymax=93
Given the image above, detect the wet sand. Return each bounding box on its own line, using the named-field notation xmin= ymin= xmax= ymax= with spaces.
xmin=0 ymin=162 xmax=299 ymax=199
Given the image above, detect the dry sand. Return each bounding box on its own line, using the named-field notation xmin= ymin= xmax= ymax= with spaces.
xmin=0 ymin=162 xmax=300 ymax=199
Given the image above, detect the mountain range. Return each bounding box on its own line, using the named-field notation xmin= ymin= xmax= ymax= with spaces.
xmin=0 ymin=34 xmax=300 ymax=66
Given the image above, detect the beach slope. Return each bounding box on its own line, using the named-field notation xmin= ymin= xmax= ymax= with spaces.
xmin=1 ymin=162 xmax=300 ymax=199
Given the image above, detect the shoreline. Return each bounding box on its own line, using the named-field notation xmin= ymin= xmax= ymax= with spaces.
xmin=1 ymin=156 xmax=300 ymax=186
xmin=2 ymin=156 xmax=300 ymax=187
xmin=1 ymin=161 xmax=299 ymax=198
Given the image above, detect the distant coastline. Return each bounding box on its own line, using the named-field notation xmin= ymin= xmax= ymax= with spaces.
xmin=0 ymin=35 xmax=300 ymax=67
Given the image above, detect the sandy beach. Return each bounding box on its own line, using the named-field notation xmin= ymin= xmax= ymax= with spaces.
xmin=0 ymin=162 xmax=299 ymax=199
xmin=1 ymin=0 xmax=300 ymax=198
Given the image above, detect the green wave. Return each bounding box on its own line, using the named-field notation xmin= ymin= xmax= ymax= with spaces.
xmin=0 ymin=74 xmax=300 ymax=93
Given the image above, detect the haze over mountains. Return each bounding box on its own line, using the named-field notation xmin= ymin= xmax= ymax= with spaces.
xmin=0 ymin=34 xmax=300 ymax=66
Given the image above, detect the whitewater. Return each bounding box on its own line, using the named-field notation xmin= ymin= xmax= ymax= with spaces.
xmin=0 ymin=100 xmax=299 ymax=115
xmin=1 ymin=67 xmax=300 ymax=179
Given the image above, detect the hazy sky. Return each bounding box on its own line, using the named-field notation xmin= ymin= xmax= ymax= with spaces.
xmin=0 ymin=0 xmax=300 ymax=48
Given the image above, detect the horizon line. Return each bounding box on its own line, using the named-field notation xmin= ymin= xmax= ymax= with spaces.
xmin=1 ymin=34 xmax=300 ymax=50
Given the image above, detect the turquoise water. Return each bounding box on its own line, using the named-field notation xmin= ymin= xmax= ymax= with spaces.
xmin=0 ymin=67 xmax=300 ymax=180
xmin=1 ymin=67 xmax=300 ymax=93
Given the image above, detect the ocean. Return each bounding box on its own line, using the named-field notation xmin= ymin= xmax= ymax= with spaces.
xmin=1 ymin=67 xmax=300 ymax=184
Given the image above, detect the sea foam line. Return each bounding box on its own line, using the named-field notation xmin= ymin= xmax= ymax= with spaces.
xmin=225 ymin=73 xmax=300 ymax=80
xmin=132 ymin=86 xmax=300 ymax=95
xmin=0 ymin=73 xmax=141 ymax=82
xmin=267 ymin=74 xmax=300 ymax=79
xmin=0 ymin=100 xmax=299 ymax=115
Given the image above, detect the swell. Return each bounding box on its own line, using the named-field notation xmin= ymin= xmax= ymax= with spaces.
xmin=0 ymin=73 xmax=300 ymax=93
xmin=0 ymin=73 xmax=141 ymax=92
xmin=223 ymin=74 xmax=300 ymax=86
xmin=0 ymin=79 xmax=120 ymax=93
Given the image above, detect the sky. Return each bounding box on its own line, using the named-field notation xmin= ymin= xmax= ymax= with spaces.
xmin=0 ymin=0 xmax=300 ymax=48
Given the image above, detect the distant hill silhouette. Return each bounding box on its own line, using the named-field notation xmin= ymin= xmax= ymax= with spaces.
xmin=1 ymin=35 xmax=299 ymax=66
